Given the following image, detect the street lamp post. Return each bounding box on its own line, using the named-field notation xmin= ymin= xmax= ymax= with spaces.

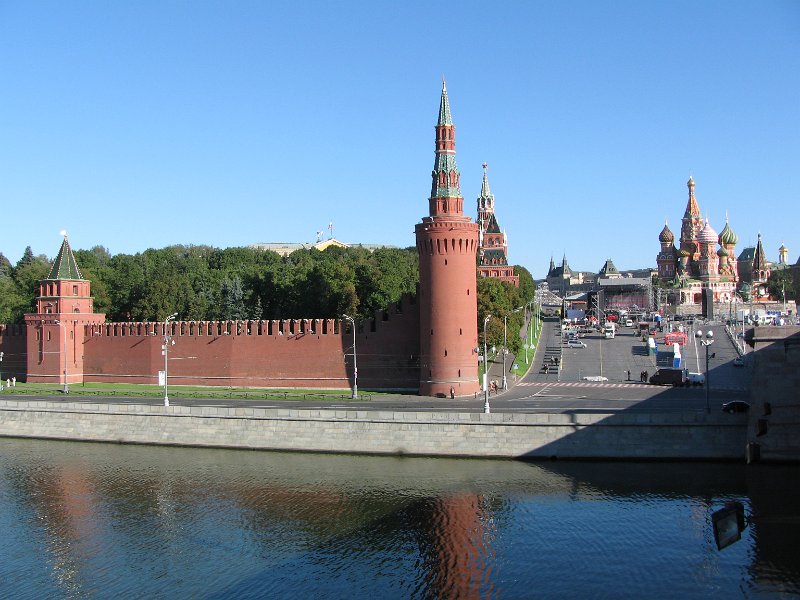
xmin=163 ymin=313 xmax=178 ymax=407
xmin=0 ymin=351 xmax=3 ymax=391
xmin=342 ymin=314 xmax=358 ymax=399
xmin=53 ymin=319 xmax=68 ymax=394
xmin=502 ymin=315 xmax=508 ymax=390
xmin=483 ymin=314 xmax=491 ymax=414
xmin=695 ymin=329 xmax=714 ymax=413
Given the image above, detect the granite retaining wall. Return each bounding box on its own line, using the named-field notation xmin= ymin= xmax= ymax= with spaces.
xmin=0 ymin=400 xmax=748 ymax=460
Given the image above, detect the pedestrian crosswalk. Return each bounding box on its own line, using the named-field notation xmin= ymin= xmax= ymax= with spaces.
xmin=519 ymin=382 xmax=644 ymax=388
xmin=517 ymin=381 xmax=749 ymax=392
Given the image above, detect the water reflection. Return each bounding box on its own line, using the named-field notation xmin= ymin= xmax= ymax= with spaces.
xmin=0 ymin=439 xmax=798 ymax=598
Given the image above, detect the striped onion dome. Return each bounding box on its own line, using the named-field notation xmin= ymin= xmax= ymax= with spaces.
xmin=718 ymin=220 xmax=738 ymax=246
xmin=698 ymin=219 xmax=718 ymax=244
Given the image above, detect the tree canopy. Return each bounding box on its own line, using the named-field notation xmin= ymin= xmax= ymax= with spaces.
xmin=2 ymin=244 xmax=421 ymax=323
xmin=1 ymin=243 xmax=538 ymax=360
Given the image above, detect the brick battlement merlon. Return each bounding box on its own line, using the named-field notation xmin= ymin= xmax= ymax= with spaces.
xmin=0 ymin=324 xmax=27 ymax=337
xmin=84 ymin=297 xmax=420 ymax=339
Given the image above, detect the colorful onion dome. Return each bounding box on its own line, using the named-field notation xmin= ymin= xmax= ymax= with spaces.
xmin=717 ymin=247 xmax=728 ymax=257
xmin=659 ymin=223 xmax=674 ymax=243
xmin=718 ymin=219 xmax=738 ymax=246
xmin=678 ymin=247 xmax=691 ymax=257
xmin=698 ymin=219 xmax=718 ymax=244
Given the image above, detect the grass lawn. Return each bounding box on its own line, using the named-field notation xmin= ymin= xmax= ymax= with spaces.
xmin=0 ymin=381 xmax=397 ymax=401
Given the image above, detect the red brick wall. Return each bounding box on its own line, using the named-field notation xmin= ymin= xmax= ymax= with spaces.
xmin=83 ymin=296 xmax=420 ymax=391
xmin=0 ymin=324 xmax=28 ymax=381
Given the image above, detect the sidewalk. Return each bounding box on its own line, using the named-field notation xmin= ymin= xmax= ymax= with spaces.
xmin=529 ymin=318 xmax=563 ymax=383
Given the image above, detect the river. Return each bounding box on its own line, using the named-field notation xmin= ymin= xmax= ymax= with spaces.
xmin=1 ymin=438 xmax=798 ymax=598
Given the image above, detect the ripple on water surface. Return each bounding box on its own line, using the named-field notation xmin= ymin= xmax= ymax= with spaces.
xmin=0 ymin=439 xmax=798 ymax=598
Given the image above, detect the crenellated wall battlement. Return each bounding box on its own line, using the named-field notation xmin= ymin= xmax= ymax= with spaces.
xmin=75 ymin=292 xmax=421 ymax=391
xmin=0 ymin=324 xmax=27 ymax=337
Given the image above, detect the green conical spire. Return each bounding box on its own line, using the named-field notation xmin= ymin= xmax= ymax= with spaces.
xmin=47 ymin=234 xmax=83 ymax=280
xmin=480 ymin=162 xmax=492 ymax=199
xmin=438 ymin=80 xmax=453 ymax=126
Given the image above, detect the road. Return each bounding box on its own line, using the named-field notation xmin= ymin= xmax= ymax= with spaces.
xmin=2 ymin=319 xmax=750 ymax=415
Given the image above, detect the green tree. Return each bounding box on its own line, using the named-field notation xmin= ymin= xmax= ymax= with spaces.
xmin=477 ymin=277 xmax=524 ymax=355
xmin=768 ymin=269 xmax=796 ymax=303
xmin=16 ymin=246 xmax=36 ymax=269
xmin=220 ymin=275 xmax=248 ymax=320
xmin=0 ymin=277 xmax=27 ymax=323
xmin=0 ymin=253 xmax=11 ymax=278
xmin=515 ymin=265 xmax=535 ymax=303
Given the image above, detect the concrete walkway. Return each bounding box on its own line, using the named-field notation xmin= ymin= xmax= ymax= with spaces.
xmin=529 ymin=318 xmax=563 ymax=383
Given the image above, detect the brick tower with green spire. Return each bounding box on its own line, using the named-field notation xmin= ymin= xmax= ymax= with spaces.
xmin=477 ymin=162 xmax=519 ymax=286
xmin=415 ymin=81 xmax=480 ymax=397
xmin=24 ymin=234 xmax=105 ymax=386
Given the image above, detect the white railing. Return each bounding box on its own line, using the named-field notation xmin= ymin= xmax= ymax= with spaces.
xmin=724 ymin=323 xmax=746 ymax=356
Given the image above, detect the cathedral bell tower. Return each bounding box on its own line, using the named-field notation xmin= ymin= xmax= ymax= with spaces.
xmin=24 ymin=234 xmax=105 ymax=386
xmin=415 ymin=82 xmax=480 ymax=397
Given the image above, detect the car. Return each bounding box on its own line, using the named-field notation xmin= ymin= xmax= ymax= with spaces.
xmin=722 ymin=401 xmax=750 ymax=414
xmin=567 ymin=340 xmax=587 ymax=348
xmin=733 ymin=357 xmax=745 ymax=367
xmin=582 ymin=375 xmax=608 ymax=382
xmin=625 ymin=319 xmax=634 ymax=327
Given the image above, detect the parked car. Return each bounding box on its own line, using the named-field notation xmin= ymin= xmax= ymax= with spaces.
xmin=733 ymin=357 xmax=745 ymax=367
xmin=625 ymin=319 xmax=634 ymax=327
xmin=649 ymin=368 xmax=687 ymax=386
xmin=722 ymin=401 xmax=750 ymax=414
xmin=567 ymin=340 xmax=587 ymax=348
xmin=687 ymin=372 xmax=705 ymax=386
xmin=582 ymin=375 xmax=608 ymax=382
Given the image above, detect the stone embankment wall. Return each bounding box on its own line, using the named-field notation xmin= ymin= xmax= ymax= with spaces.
xmin=746 ymin=326 xmax=800 ymax=462
xmin=0 ymin=400 xmax=747 ymax=460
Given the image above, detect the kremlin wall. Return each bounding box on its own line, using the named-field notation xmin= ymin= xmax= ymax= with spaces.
xmin=0 ymin=83 xmax=485 ymax=397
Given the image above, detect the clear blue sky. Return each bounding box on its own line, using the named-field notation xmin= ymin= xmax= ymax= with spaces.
xmin=2 ymin=1 xmax=798 ymax=279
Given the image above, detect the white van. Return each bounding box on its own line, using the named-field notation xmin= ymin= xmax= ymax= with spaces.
xmin=687 ymin=372 xmax=705 ymax=386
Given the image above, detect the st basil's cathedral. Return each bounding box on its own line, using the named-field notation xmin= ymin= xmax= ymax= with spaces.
xmin=656 ymin=176 xmax=772 ymax=307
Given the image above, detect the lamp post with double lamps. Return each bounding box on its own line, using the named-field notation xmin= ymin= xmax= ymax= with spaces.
xmin=695 ymin=329 xmax=714 ymax=413
xmin=53 ymin=319 xmax=69 ymax=394
xmin=342 ymin=314 xmax=358 ymax=399
xmin=163 ymin=313 xmax=178 ymax=407
xmin=502 ymin=315 xmax=509 ymax=390
xmin=483 ymin=314 xmax=492 ymax=414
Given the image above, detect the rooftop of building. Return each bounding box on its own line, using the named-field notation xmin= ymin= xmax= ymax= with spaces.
xmin=250 ymin=238 xmax=397 ymax=257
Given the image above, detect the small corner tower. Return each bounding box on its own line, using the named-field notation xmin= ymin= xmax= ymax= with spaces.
xmin=24 ymin=233 xmax=105 ymax=385
xmin=751 ymin=232 xmax=772 ymax=300
xmin=415 ymin=81 xmax=480 ymax=397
